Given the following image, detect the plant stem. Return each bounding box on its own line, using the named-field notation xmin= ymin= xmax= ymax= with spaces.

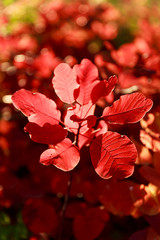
xmin=58 ymin=121 xmax=79 ymax=239
xmin=75 ymin=123 xmax=81 ymax=147
xmin=60 ymin=172 xmax=73 ymax=217
xmin=58 ymin=172 xmax=73 ymax=240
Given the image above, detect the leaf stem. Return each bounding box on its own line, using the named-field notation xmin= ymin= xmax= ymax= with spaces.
xmin=75 ymin=123 xmax=81 ymax=147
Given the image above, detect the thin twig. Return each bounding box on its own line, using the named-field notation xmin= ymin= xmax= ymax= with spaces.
xmin=58 ymin=172 xmax=73 ymax=240
xmin=60 ymin=172 xmax=73 ymax=217
xmin=75 ymin=123 xmax=81 ymax=147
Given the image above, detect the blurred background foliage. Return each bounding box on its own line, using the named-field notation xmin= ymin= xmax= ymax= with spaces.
xmin=0 ymin=211 xmax=28 ymax=240
xmin=1 ymin=0 xmax=160 ymax=40
xmin=1 ymin=0 xmax=160 ymax=239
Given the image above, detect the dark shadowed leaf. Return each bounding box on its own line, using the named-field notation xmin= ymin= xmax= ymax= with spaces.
xmin=22 ymin=198 xmax=58 ymax=234
xmin=91 ymin=75 xmax=118 ymax=104
xmin=103 ymin=92 xmax=153 ymax=124
xmin=24 ymin=123 xmax=67 ymax=145
xmin=129 ymin=227 xmax=160 ymax=240
xmin=139 ymin=165 xmax=160 ymax=188
xmin=106 ymin=75 xmax=118 ymax=95
xmin=86 ymin=115 xmax=97 ymax=128
xmin=99 ymin=180 xmax=136 ymax=216
xmin=69 ymin=115 xmax=97 ymax=128
xmin=90 ymin=131 xmax=137 ymax=179
xmin=70 ymin=114 xmax=82 ymax=122
xmin=40 ymin=138 xmax=80 ymax=171
xmin=73 ymin=207 xmax=109 ymax=240
xmin=144 ymin=214 xmax=160 ymax=235
xmin=12 ymin=89 xmax=60 ymax=126
xmin=128 ymin=228 xmax=148 ymax=240
xmin=52 ymin=63 xmax=79 ymax=104
xmin=66 ymin=202 xmax=87 ymax=219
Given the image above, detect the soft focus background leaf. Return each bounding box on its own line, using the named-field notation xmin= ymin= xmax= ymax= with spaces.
xmin=0 ymin=0 xmax=159 ymax=239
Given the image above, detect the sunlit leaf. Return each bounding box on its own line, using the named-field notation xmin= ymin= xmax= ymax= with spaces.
xmin=12 ymin=89 xmax=60 ymax=126
xmin=52 ymin=63 xmax=79 ymax=104
xmin=90 ymin=131 xmax=137 ymax=179
xmin=40 ymin=138 xmax=80 ymax=171
xmin=91 ymin=75 xmax=118 ymax=104
xmin=103 ymin=92 xmax=153 ymax=124
xmin=73 ymin=58 xmax=99 ymax=105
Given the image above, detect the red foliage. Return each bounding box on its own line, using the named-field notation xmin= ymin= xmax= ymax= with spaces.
xmin=1 ymin=0 xmax=160 ymax=239
xmin=73 ymin=207 xmax=109 ymax=240
xmin=53 ymin=63 xmax=79 ymax=104
xmin=103 ymin=92 xmax=153 ymax=124
xmin=40 ymin=138 xmax=80 ymax=171
xmin=12 ymin=58 xmax=152 ymax=177
xmin=90 ymin=131 xmax=137 ymax=179
xmin=22 ymin=198 xmax=59 ymax=234
xmin=99 ymin=180 xmax=136 ymax=216
xmin=12 ymin=89 xmax=61 ymax=126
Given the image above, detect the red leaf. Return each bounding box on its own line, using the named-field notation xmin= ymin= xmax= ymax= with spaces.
xmin=82 ymin=180 xmax=106 ymax=204
xmin=140 ymin=129 xmax=160 ymax=152
xmin=111 ymin=43 xmax=138 ymax=67
xmin=91 ymin=21 xmax=118 ymax=40
xmin=129 ymin=227 xmax=160 ymax=240
xmin=139 ymin=165 xmax=160 ymax=188
xmin=146 ymin=228 xmax=160 ymax=240
xmin=103 ymin=92 xmax=153 ymax=124
xmin=90 ymin=131 xmax=137 ymax=179
xmin=52 ymin=63 xmax=79 ymax=104
xmin=70 ymin=115 xmax=97 ymax=128
xmin=86 ymin=115 xmax=97 ymax=128
xmin=129 ymin=228 xmax=148 ymax=240
xmin=140 ymin=112 xmax=160 ymax=151
xmin=99 ymin=180 xmax=136 ymax=216
xmin=22 ymin=198 xmax=58 ymax=234
xmin=95 ymin=120 xmax=108 ymax=137
xmin=73 ymin=58 xmax=99 ymax=105
xmin=91 ymin=80 xmax=108 ymax=104
xmin=73 ymin=207 xmax=109 ymax=240
xmin=70 ymin=114 xmax=82 ymax=122
xmin=33 ymin=49 xmax=61 ymax=78
xmin=91 ymin=75 xmax=118 ymax=104
xmin=12 ymin=89 xmax=60 ymax=126
xmin=144 ymin=214 xmax=160 ymax=235
xmin=64 ymin=102 xmax=95 ymax=134
xmin=66 ymin=202 xmax=87 ymax=219
xmin=78 ymin=128 xmax=95 ymax=149
xmin=24 ymin=123 xmax=67 ymax=145
xmin=64 ymin=107 xmax=79 ymax=134
xmin=40 ymin=138 xmax=80 ymax=171
xmin=106 ymin=75 xmax=118 ymax=95
xmin=130 ymin=183 xmax=160 ymax=216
